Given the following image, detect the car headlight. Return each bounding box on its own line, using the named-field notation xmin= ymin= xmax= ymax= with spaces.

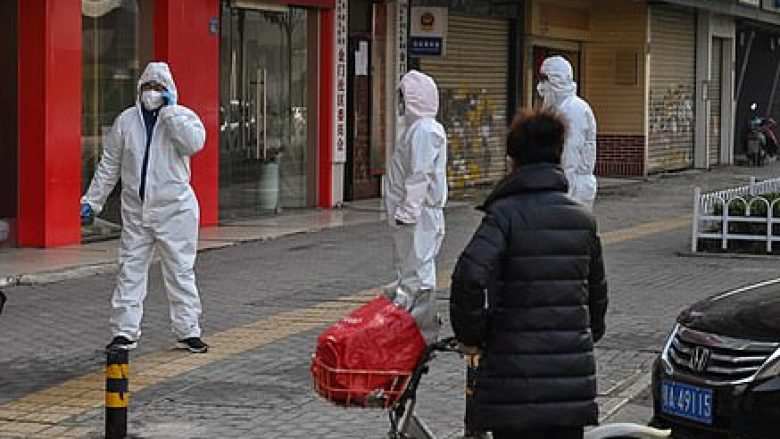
xmin=756 ymin=348 xmax=780 ymax=381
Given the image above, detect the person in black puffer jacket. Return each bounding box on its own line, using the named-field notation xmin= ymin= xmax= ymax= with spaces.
xmin=450 ymin=109 xmax=608 ymax=439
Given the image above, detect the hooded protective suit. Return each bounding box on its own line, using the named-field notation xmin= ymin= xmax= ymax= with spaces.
xmin=384 ymin=70 xmax=447 ymax=344
xmin=82 ymin=62 xmax=206 ymax=342
xmin=538 ymin=56 xmax=598 ymax=209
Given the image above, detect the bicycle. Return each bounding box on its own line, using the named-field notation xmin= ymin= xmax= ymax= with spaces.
xmin=385 ymin=337 xmax=671 ymax=439
xmin=312 ymin=336 xmax=671 ymax=439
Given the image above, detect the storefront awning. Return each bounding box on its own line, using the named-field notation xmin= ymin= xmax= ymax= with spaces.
xmin=232 ymin=0 xmax=335 ymax=10
xmin=82 ymin=0 xmax=123 ymax=18
xmin=281 ymin=0 xmax=335 ymax=7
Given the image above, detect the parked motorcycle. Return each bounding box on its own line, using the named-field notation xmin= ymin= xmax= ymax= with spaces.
xmin=744 ymin=103 xmax=779 ymax=166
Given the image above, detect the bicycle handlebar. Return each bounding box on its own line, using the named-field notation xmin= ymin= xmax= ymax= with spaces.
xmin=425 ymin=336 xmax=460 ymax=355
xmin=391 ymin=336 xmax=467 ymax=420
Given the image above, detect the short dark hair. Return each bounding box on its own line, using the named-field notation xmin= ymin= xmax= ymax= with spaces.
xmin=506 ymin=109 xmax=565 ymax=165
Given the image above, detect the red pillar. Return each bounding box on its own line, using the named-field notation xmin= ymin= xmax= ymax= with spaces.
xmin=17 ymin=0 xmax=82 ymax=247
xmin=154 ymin=0 xmax=220 ymax=226
xmin=318 ymin=9 xmax=335 ymax=208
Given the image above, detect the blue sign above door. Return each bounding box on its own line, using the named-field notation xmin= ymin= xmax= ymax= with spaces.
xmin=409 ymin=37 xmax=443 ymax=56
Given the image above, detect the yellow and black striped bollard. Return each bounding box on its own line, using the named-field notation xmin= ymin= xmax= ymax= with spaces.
xmin=106 ymin=349 xmax=129 ymax=439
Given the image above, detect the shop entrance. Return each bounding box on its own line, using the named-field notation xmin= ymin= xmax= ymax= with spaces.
xmin=531 ymin=46 xmax=581 ymax=108
xmin=219 ymin=3 xmax=310 ymax=219
xmin=0 ymin=1 xmax=18 ymax=246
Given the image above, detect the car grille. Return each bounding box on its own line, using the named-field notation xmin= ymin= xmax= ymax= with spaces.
xmin=666 ymin=326 xmax=779 ymax=385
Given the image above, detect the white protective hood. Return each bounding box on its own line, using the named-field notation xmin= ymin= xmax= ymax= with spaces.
xmin=400 ymin=70 xmax=440 ymax=122
xmin=137 ymin=62 xmax=179 ymax=104
xmin=538 ymin=56 xmax=577 ymax=110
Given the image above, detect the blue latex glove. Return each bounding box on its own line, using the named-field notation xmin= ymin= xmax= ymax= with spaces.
xmin=80 ymin=202 xmax=95 ymax=226
xmin=162 ymin=90 xmax=176 ymax=106
xmin=80 ymin=202 xmax=93 ymax=219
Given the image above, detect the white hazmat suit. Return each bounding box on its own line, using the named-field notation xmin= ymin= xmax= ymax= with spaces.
xmin=385 ymin=70 xmax=447 ymax=344
xmin=83 ymin=62 xmax=206 ymax=342
xmin=538 ymin=56 xmax=598 ymax=209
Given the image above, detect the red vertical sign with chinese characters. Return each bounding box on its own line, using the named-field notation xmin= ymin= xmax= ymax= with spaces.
xmin=334 ymin=0 xmax=348 ymax=164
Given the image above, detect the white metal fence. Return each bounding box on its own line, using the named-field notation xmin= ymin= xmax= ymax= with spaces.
xmin=692 ymin=177 xmax=780 ymax=253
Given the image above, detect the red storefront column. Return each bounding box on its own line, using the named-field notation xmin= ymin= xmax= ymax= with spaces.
xmin=17 ymin=0 xmax=82 ymax=247
xmin=154 ymin=0 xmax=220 ymax=226
xmin=318 ymin=9 xmax=335 ymax=208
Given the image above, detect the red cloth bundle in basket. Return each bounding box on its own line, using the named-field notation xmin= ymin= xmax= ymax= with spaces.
xmin=312 ymin=295 xmax=426 ymax=407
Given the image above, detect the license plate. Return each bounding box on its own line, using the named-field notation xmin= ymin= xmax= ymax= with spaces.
xmin=661 ymin=380 xmax=714 ymax=424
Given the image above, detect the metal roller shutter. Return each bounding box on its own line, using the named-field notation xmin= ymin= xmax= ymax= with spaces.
xmin=647 ymin=6 xmax=696 ymax=173
xmin=420 ymin=14 xmax=509 ymax=189
xmin=709 ymin=37 xmax=723 ymax=166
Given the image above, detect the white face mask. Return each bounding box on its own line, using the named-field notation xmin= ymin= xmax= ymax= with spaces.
xmin=140 ymin=90 xmax=165 ymax=110
xmin=537 ymin=81 xmax=559 ymax=111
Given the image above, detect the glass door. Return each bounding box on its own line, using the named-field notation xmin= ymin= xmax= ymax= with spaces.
xmin=81 ymin=0 xmax=140 ymax=241
xmin=219 ymin=4 xmax=308 ymax=220
xmin=532 ymin=46 xmax=580 ymax=108
xmin=0 ymin=1 xmax=17 ymax=247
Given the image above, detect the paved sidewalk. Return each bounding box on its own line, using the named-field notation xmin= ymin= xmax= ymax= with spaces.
xmin=0 ymin=199 xmax=399 ymax=288
xmin=2 ymin=163 xmax=780 ymax=438
xmin=0 ymin=174 xmax=650 ymax=289
xmin=3 ymin=163 xmax=777 ymax=289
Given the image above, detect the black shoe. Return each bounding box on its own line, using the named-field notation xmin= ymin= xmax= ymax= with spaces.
xmin=106 ymin=336 xmax=137 ymax=351
xmin=177 ymin=337 xmax=208 ymax=353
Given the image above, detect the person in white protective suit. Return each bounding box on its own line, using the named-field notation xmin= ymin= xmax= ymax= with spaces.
xmin=538 ymin=56 xmax=598 ymax=209
xmin=384 ymin=70 xmax=448 ymax=344
xmin=81 ymin=62 xmax=208 ymax=353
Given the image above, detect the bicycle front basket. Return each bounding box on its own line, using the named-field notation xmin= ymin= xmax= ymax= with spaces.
xmin=311 ymin=353 xmax=412 ymax=409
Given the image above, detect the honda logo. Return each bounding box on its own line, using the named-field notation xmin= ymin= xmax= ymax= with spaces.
xmin=690 ymin=346 xmax=711 ymax=372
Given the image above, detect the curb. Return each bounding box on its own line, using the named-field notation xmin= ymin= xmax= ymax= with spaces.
xmin=2 ymin=203 xmax=479 ymax=289
xmin=677 ymin=250 xmax=780 ymax=260
xmin=1 ymin=216 xmax=400 ymax=288
xmin=0 ymin=233 xmax=285 ymax=288
xmin=21 ymin=263 xmax=120 ymax=286
xmin=597 ymin=178 xmax=648 ymax=194
xmin=0 ymin=275 xmax=20 ymax=289
xmin=0 ymin=263 xmax=118 ymax=288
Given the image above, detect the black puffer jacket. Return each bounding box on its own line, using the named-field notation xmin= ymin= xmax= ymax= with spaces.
xmin=450 ymin=163 xmax=608 ymax=432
